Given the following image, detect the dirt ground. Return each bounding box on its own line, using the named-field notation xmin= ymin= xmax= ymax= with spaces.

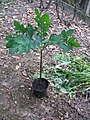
xmin=0 ymin=0 xmax=90 ymax=120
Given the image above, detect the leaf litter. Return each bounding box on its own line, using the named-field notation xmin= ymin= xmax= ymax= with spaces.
xmin=0 ymin=0 xmax=90 ymax=120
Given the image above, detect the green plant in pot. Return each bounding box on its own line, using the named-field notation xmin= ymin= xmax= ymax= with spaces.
xmin=5 ymin=9 xmax=80 ymax=98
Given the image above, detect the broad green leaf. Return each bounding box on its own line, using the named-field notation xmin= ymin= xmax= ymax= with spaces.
xmin=61 ymin=30 xmax=67 ymax=39
xmin=9 ymin=47 xmax=18 ymax=54
xmin=42 ymin=39 xmax=48 ymax=44
xmin=27 ymin=24 xmax=35 ymax=38
xmin=6 ymin=40 xmax=16 ymax=48
xmin=68 ymin=37 xmax=76 ymax=41
xmin=14 ymin=35 xmax=30 ymax=47
xmin=6 ymin=34 xmax=32 ymax=54
xmin=30 ymin=39 xmax=36 ymax=50
xmin=34 ymin=35 xmax=41 ymax=48
xmin=68 ymin=43 xmax=73 ymax=50
xmin=35 ymin=35 xmax=42 ymax=43
xmin=14 ymin=35 xmax=24 ymax=44
xmin=18 ymin=45 xmax=24 ymax=54
xmin=61 ymin=29 xmax=74 ymax=40
xmin=66 ymin=29 xmax=74 ymax=36
xmin=61 ymin=43 xmax=70 ymax=52
xmin=6 ymin=35 xmax=13 ymax=41
xmin=49 ymin=34 xmax=60 ymax=45
xmin=58 ymin=41 xmax=63 ymax=48
xmin=34 ymin=9 xmax=41 ymax=24
xmin=68 ymin=37 xmax=80 ymax=47
xmin=19 ymin=24 xmax=27 ymax=33
xmin=35 ymin=9 xmax=41 ymax=17
xmin=49 ymin=34 xmax=70 ymax=52
xmin=22 ymin=35 xmax=30 ymax=47
xmin=41 ymin=14 xmax=50 ymax=25
xmin=40 ymin=14 xmax=50 ymax=32
xmin=34 ymin=10 xmax=51 ymax=37
xmin=71 ymin=41 xmax=80 ymax=47
xmin=34 ymin=17 xmax=40 ymax=24
xmin=14 ymin=20 xmax=27 ymax=33
xmin=25 ymin=44 xmax=31 ymax=53
xmin=14 ymin=20 xmax=20 ymax=30
xmin=42 ymin=39 xmax=49 ymax=48
xmin=49 ymin=34 xmax=55 ymax=43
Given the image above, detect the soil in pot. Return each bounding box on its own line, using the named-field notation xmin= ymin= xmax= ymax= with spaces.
xmin=32 ymin=78 xmax=49 ymax=98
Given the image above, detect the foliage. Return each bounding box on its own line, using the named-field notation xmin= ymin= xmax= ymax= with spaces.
xmin=49 ymin=29 xmax=80 ymax=52
xmin=44 ymin=54 xmax=90 ymax=97
xmin=6 ymin=9 xmax=50 ymax=54
xmin=6 ymin=9 xmax=80 ymax=79
xmin=6 ymin=9 xmax=80 ymax=54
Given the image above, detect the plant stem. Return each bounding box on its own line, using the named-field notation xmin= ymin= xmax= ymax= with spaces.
xmin=40 ymin=49 xmax=43 ymax=78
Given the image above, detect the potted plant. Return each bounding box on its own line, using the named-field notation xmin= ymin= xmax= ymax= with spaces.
xmin=5 ymin=9 xmax=80 ymax=98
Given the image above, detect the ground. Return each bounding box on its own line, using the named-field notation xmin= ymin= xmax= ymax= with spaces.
xmin=0 ymin=0 xmax=90 ymax=120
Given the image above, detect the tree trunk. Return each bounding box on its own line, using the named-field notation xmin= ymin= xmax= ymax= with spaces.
xmin=40 ymin=50 xmax=43 ymax=78
xmin=86 ymin=0 xmax=90 ymax=15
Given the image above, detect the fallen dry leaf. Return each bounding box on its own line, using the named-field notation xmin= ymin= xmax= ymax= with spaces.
xmin=12 ymin=55 xmax=20 ymax=60
xmin=15 ymin=63 xmax=21 ymax=70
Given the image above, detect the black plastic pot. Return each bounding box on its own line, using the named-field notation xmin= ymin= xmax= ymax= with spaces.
xmin=32 ymin=78 xmax=49 ymax=98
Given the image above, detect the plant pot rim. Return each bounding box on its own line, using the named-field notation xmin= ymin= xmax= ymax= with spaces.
xmin=32 ymin=78 xmax=49 ymax=92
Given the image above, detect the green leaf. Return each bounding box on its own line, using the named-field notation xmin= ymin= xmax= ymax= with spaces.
xmin=34 ymin=9 xmax=41 ymax=24
xmin=6 ymin=35 xmax=13 ymax=41
xmin=68 ymin=37 xmax=76 ymax=41
xmin=22 ymin=35 xmax=30 ymax=47
xmin=42 ymin=39 xmax=48 ymax=44
xmin=35 ymin=35 xmax=41 ymax=42
xmin=14 ymin=20 xmax=27 ymax=33
xmin=34 ymin=36 xmax=41 ymax=48
xmin=49 ymin=34 xmax=54 ymax=44
xmin=35 ymin=9 xmax=41 ymax=17
xmin=34 ymin=17 xmax=39 ymax=24
xmin=18 ymin=45 xmax=24 ymax=54
xmin=19 ymin=24 xmax=27 ymax=33
xmin=27 ymin=24 xmax=35 ymax=38
xmin=34 ymin=10 xmax=51 ymax=37
xmin=41 ymin=14 xmax=50 ymax=25
xmin=61 ymin=30 xmax=67 ymax=39
xmin=61 ymin=43 xmax=70 ymax=52
xmin=6 ymin=34 xmax=31 ymax=54
xmin=6 ymin=40 xmax=16 ymax=48
xmin=13 ymin=35 xmax=30 ymax=47
xmin=61 ymin=29 xmax=74 ymax=40
xmin=9 ymin=47 xmax=18 ymax=54
xmin=6 ymin=35 xmax=32 ymax=54
xmin=68 ymin=37 xmax=80 ymax=47
xmin=30 ymin=39 xmax=36 ymax=50
xmin=71 ymin=41 xmax=80 ymax=47
xmin=49 ymin=34 xmax=60 ymax=45
xmin=14 ymin=20 xmax=20 ymax=30
xmin=25 ymin=44 xmax=31 ymax=53
xmin=68 ymin=43 xmax=73 ymax=50
xmin=66 ymin=29 xmax=74 ymax=36
xmin=14 ymin=35 xmax=24 ymax=44
xmin=40 ymin=14 xmax=50 ymax=32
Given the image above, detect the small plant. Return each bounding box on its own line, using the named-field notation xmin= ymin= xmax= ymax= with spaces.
xmin=45 ymin=54 xmax=90 ymax=97
xmin=5 ymin=9 xmax=80 ymax=98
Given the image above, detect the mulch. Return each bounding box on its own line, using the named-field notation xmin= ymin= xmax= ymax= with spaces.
xmin=0 ymin=0 xmax=90 ymax=120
